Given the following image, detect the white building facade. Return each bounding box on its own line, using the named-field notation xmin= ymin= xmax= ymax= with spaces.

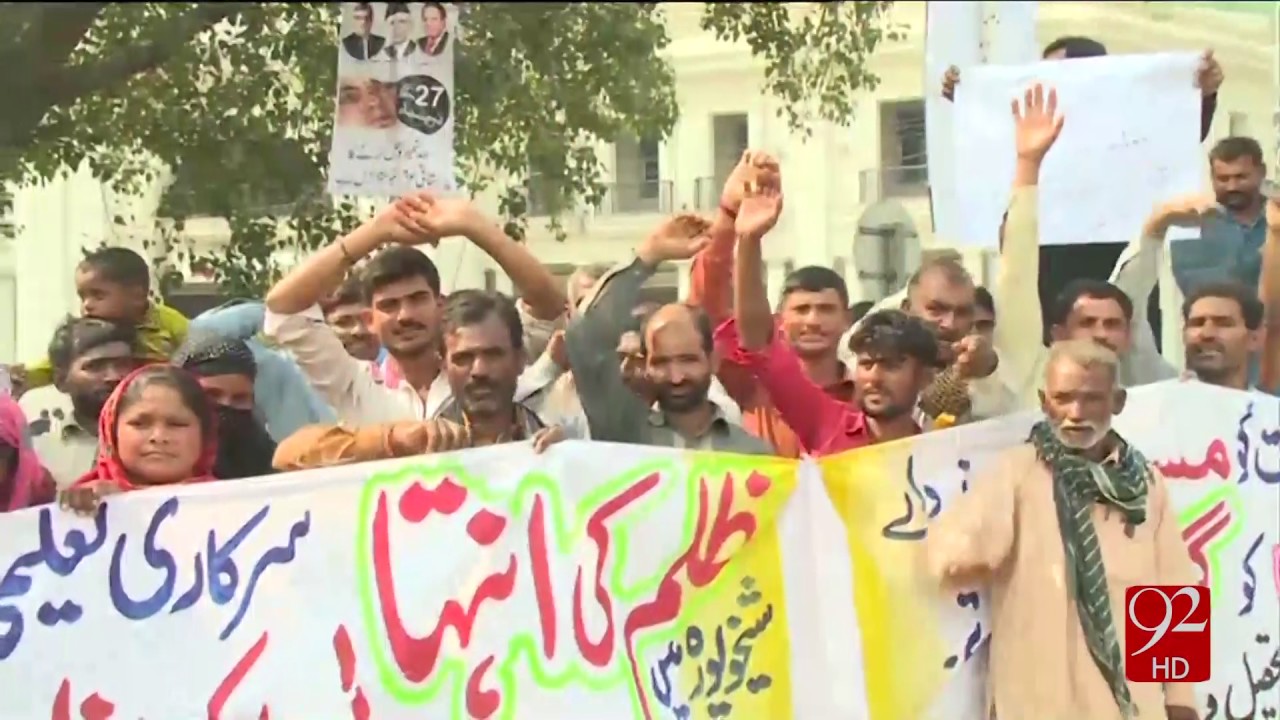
xmin=1 ymin=1 xmax=1275 ymax=364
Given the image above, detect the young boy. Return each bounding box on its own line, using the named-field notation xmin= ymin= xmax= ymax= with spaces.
xmin=10 ymin=247 xmax=189 ymax=391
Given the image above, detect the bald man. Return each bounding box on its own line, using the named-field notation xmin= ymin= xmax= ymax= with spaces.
xmin=566 ymin=241 xmax=768 ymax=453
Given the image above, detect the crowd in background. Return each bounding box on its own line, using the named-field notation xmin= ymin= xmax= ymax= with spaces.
xmin=0 ymin=33 xmax=1273 ymax=720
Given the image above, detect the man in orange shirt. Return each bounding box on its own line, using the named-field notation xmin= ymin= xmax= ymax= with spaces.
xmin=686 ymin=151 xmax=855 ymax=457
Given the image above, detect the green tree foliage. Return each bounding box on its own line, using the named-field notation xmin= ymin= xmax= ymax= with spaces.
xmin=0 ymin=2 xmax=898 ymax=297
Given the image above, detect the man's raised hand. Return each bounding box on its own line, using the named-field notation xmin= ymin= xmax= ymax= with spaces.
xmin=1012 ymin=84 xmax=1065 ymax=161
xmin=637 ymin=213 xmax=712 ymax=266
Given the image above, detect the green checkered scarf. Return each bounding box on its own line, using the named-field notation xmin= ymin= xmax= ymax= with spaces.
xmin=1029 ymin=420 xmax=1150 ymax=720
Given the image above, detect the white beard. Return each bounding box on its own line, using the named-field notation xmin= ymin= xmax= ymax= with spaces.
xmin=1053 ymin=421 xmax=1109 ymax=450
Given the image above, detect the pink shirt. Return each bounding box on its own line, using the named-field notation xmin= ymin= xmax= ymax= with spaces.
xmin=714 ymin=318 xmax=873 ymax=456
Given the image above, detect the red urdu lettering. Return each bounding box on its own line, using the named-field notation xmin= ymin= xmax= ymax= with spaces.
xmin=686 ymin=472 xmax=760 ymax=587
xmin=50 ymin=679 xmax=115 ymax=720
xmin=1156 ymin=438 xmax=1231 ymax=481
xmin=528 ymin=495 xmax=558 ymax=660
xmin=572 ymin=473 xmax=662 ymax=667
xmin=465 ymin=655 xmax=500 ymax=719
xmin=207 ymin=631 xmax=270 ymax=720
xmin=370 ymin=477 xmax=518 ymax=711
xmin=332 ymin=624 xmax=371 ymax=720
xmin=1181 ymin=500 xmax=1232 ymax=587
xmin=623 ymin=471 xmax=771 ymax=720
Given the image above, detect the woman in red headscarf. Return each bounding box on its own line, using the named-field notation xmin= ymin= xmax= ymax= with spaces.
xmin=59 ymin=364 xmax=218 ymax=515
xmin=0 ymin=393 xmax=56 ymax=511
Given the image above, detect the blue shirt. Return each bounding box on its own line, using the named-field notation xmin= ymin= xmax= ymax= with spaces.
xmin=1170 ymin=207 xmax=1266 ymax=386
xmin=1170 ymin=209 xmax=1266 ymax=295
xmin=193 ymin=302 xmax=335 ymax=441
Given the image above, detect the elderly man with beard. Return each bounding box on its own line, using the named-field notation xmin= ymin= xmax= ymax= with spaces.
xmin=927 ymin=339 xmax=1199 ymax=720
xmin=562 ymin=216 xmax=767 ymax=453
xmin=22 ymin=317 xmax=138 ymax=487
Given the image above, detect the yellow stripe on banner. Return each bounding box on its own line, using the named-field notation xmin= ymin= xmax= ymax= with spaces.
xmin=821 ymin=440 xmax=950 ymax=720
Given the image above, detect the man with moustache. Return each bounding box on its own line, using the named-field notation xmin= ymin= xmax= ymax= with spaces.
xmin=273 ymin=290 xmax=567 ymax=470
xmin=845 ymin=310 xmax=943 ymax=442
xmin=564 ymin=216 xmax=767 ymax=453
xmin=1181 ymin=282 xmax=1267 ymax=392
xmin=994 ymin=84 xmax=1177 ymax=408
xmin=341 ymin=2 xmax=386 ymax=60
xmin=842 ymin=256 xmax=1014 ymax=428
xmin=320 ymin=277 xmax=383 ymax=362
xmin=23 ymin=318 xmax=137 ymax=487
xmin=927 ymin=339 xmax=1200 ymax=720
xmin=265 ymin=192 xmax=566 ymax=425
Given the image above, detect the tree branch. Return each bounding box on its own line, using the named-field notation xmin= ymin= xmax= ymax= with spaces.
xmin=46 ymin=2 xmax=253 ymax=107
xmin=35 ymin=3 xmax=109 ymax=72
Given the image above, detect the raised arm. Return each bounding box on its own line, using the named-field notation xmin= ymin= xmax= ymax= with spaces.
xmin=1110 ymin=196 xmax=1215 ymax=381
xmin=399 ymin=196 xmax=566 ymax=322
xmin=995 ymin=84 xmax=1063 ymax=405
xmin=720 ymin=176 xmax=854 ymax=452
xmin=687 ymin=151 xmax=779 ymax=404
xmin=565 ymin=216 xmax=711 ymax=443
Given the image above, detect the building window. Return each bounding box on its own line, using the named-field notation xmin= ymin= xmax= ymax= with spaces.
xmin=876 ymin=99 xmax=928 ymax=197
xmin=695 ymin=113 xmax=750 ymax=210
xmin=639 ymin=138 xmax=660 ymax=199
xmin=610 ymin=135 xmax=668 ymax=214
xmin=0 ymin=186 xmax=14 ymax=239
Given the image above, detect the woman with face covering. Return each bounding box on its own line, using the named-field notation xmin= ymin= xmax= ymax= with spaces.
xmin=60 ymin=365 xmax=218 ymax=514
xmin=0 ymin=394 xmax=56 ymax=511
xmin=171 ymin=333 xmax=278 ymax=480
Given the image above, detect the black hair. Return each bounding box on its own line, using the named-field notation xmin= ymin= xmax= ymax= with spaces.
xmin=385 ymin=2 xmax=410 ymax=18
xmin=1049 ymin=279 xmax=1133 ymax=327
xmin=116 ymin=365 xmax=215 ymax=446
xmin=974 ymin=286 xmax=995 ymax=316
xmin=47 ymin=316 xmax=137 ymax=379
xmin=360 ymin=246 xmax=442 ymax=304
xmin=1209 ymin=136 xmax=1265 ymax=168
xmin=1183 ymin=281 xmax=1264 ymax=330
xmin=781 ymin=265 xmax=849 ymax=307
xmin=79 ymin=247 xmax=150 ymax=290
xmin=849 ymin=300 xmax=875 ymax=325
xmin=848 ymin=309 xmax=944 ymax=369
xmin=442 ymin=290 xmax=523 ymax=352
xmin=353 ymin=2 xmax=373 ymax=14
xmin=422 ymin=1 xmax=447 ymax=19
xmin=1042 ymin=36 xmax=1108 ymax=59
xmin=637 ymin=303 xmax=715 ymax=356
xmin=321 ymin=274 xmax=367 ymax=315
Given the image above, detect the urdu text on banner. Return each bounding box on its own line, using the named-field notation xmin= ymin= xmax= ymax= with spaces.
xmin=0 ymin=382 xmax=1275 ymax=718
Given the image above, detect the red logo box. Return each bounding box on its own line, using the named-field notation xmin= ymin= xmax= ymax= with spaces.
xmin=1124 ymin=585 xmax=1211 ymax=683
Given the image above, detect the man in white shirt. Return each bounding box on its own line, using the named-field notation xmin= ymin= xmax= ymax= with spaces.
xmin=264 ymin=193 xmax=567 ymax=427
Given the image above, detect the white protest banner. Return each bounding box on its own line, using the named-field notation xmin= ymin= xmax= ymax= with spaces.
xmin=0 ymin=383 xmax=1275 ymax=718
xmin=329 ymin=1 xmax=458 ymax=196
xmin=950 ymin=53 xmax=1203 ymax=248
